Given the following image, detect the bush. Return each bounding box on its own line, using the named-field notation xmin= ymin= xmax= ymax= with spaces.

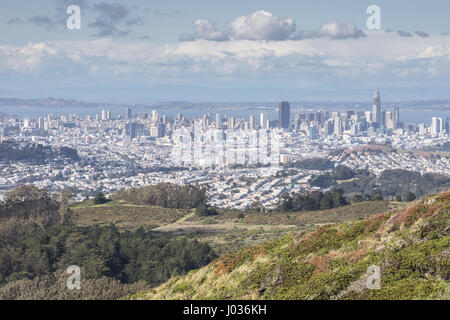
xmin=406 ymin=192 xmax=416 ymax=202
xmin=195 ymin=203 xmax=218 ymax=217
xmin=93 ymin=192 xmax=108 ymax=205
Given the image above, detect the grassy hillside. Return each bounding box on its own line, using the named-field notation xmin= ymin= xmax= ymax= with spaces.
xmin=71 ymin=199 xmax=191 ymax=230
xmin=128 ymin=190 xmax=450 ymax=300
xmin=72 ymin=198 xmax=391 ymax=255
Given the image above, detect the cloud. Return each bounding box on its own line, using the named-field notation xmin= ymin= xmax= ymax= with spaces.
xmin=397 ymin=30 xmax=413 ymax=37
xmin=194 ymin=20 xmax=229 ymax=41
xmin=28 ymin=15 xmax=58 ymax=29
xmin=317 ymin=21 xmax=365 ymax=39
xmin=414 ymin=31 xmax=429 ymax=38
xmin=6 ymin=18 xmax=24 ymax=26
xmin=179 ymin=19 xmax=229 ymax=42
xmin=228 ymin=10 xmax=295 ymax=41
xmin=179 ymin=33 xmax=196 ymax=42
xmin=89 ymin=3 xmax=132 ymax=37
xmin=179 ymin=11 xmax=367 ymax=42
xmin=2 ymin=33 xmax=450 ymax=87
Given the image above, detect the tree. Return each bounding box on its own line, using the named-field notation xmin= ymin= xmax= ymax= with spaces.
xmin=395 ymin=195 xmax=403 ymax=202
xmin=371 ymin=192 xmax=384 ymax=201
xmin=406 ymin=192 xmax=416 ymax=202
xmin=93 ymin=192 xmax=108 ymax=205
xmin=195 ymin=203 xmax=218 ymax=216
xmin=352 ymin=194 xmax=364 ymax=203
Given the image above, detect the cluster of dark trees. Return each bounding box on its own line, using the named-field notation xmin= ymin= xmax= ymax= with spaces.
xmin=0 ymin=186 xmax=216 ymax=299
xmin=0 ymin=140 xmax=79 ymax=163
xmin=310 ymin=166 xmax=450 ymax=200
xmin=288 ymin=158 xmax=335 ymax=171
xmin=195 ymin=203 xmax=218 ymax=216
xmin=112 ymin=183 xmax=208 ymax=209
xmin=276 ymin=189 xmax=348 ymax=212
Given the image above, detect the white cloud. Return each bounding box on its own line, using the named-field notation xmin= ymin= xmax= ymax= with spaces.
xmin=317 ymin=21 xmax=365 ymax=39
xmin=194 ymin=19 xmax=229 ymax=41
xmin=179 ymin=19 xmax=229 ymax=42
xmin=228 ymin=10 xmax=295 ymax=41
xmin=1 ymin=33 xmax=450 ymax=84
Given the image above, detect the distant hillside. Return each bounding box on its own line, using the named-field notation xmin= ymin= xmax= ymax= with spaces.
xmin=129 ymin=190 xmax=450 ymax=300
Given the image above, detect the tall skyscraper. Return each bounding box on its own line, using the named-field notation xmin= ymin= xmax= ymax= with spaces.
xmin=279 ymin=101 xmax=290 ymax=129
xmin=216 ymin=114 xmax=222 ymax=129
xmin=249 ymin=114 xmax=256 ymax=129
xmin=372 ymin=91 xmax=381 ymax=125
xmin=334 ymin=118 xmax=342 ymax=137
xmin=393 ymin=106 xmax=400 ymax=129
xmin=126 ymin=108 xmax=132 ymax=120
xmin=260 ymin=113 xmax=267 ymax=129
xmin=38 ymin=117 xmax=45 ymax=130
xmin=431 ymin=117 xmax=442 ymax=136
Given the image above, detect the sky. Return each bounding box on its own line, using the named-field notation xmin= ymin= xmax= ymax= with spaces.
xmin=1 ymin=0 xmax=450 ymax=103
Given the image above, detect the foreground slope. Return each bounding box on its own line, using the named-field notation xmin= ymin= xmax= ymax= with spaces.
xmin=129 ymin=190 xmax=450 ymax=300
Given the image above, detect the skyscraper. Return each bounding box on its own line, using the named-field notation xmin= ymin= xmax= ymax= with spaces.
xmin=372 ymin=91 xmax=381 ymax=125
xmin=393 ymin=106 xmax=400 ymax=129
xmin=249 ymin=114 xmax=256 ymax=129
xmin=260 ymin=113 xmax=267 ymax=129
xmin=431 ymin=117 xmax=442 ymax=136
xmin=126 ymin=108 xmax=132 ymax=120
xmin=279 ymin=101 xmax=290 ymax=129
xmin=216 ymin=114 xmax=222 ymax=129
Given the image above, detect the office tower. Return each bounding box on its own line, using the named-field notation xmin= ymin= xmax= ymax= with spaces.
xmin=393 ymin=106 xmax=399 ymax=129
xmin=331 ymin=111 xmax=340 ymax=119
xmin=23 ymin=118 xmax=31 ymax=128
xmin=385 ymin=111 xmax=394 ymax=129
xmin=316 ymin=111 xmax=324 ymax=126
xmin=431 ymin=117 xmax=442 ymax=136
xmin=309 ymin=125 xmax=318 ymax=139
xmin=381 ymin=110 xmax=386 ymax=127
xmin=228 ymin=117 xmax=235 ymax=129
xmin=0 ymin=113 xmax=3 ymax=123
xmin=278 ymin=101 xmax=290 ymax=129
xmin=101 ymin=110 xmax=107 ymax=121
xmin=325 ymin=119 xmax=334 ymax=135
xmin=107 ymin=110 xmax=111 ymax=120
xmin=127 ymin=122 xmax=138 ymax=139
xmin=418 ymin=123 xmax=426 ymax=135
xmin=365 ymin=111 xmax=372 ymax=122
xmin=372 ymin=91 xmax=381 ymax=124
xmin=216 ymin=114 xmax=222 ymax=129
xmin=126 ymin=108 xmax=132 ymax=120
xmin=260 ymin=113 xmax=267 ymax=129
xmin=152 ymin=110 xmax=159 ymax=122
xmin=249 ymin=114 xmax=256 ymax=130
xmin=38 ymin=117 xmax=45 ymax=130
xmin=48 ymin=114 xmax=54 ymax=122
xmin=308 ymin=113 xmax=315 ymax=122
xmin=334 ymin=118 xmax=342 ymax=137
xmin=294 ymin=118 xmax=301 ymax=130
xmin=150 ymin=123 xmax=165 ymax=137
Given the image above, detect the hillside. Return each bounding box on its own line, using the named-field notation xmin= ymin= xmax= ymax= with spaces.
xmin=129 ymin=190 xmax=450 ymax=300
